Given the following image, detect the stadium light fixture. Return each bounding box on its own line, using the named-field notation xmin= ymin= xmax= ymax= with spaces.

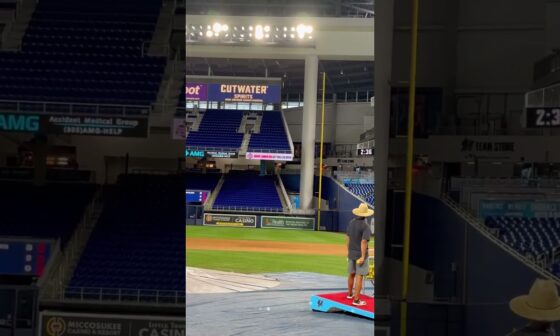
xmin=186 ymin=22 xmax=314 ymax=45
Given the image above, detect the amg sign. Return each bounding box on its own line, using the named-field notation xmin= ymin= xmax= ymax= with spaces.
xmin=0 ymin=113 xmax=40 ymax=132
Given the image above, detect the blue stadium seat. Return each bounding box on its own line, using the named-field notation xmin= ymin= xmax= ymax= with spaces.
xmin=344 ymin=182 xmax=374 ymax=205
xmin=248 ymin=111 xmax=291 ymax=153
xmin=0 ymin=0 xmax=165 ymax=107
xmin=67 ymin=174 xmax=185 ymax=302
xmin=185 ymin=110 xmax=244 ymax=150
xmin=485 ymin=216 xmax=560 ymax=271
xmin=213 ymin=170 xmax=283 ymax=212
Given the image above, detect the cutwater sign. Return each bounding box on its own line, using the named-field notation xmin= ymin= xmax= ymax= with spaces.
xmin=0 ymin=113 xmax=40 ymax=132
xmin=208 ymin=84 xmax=281 ymax=104
xmin=41 ymin=313 xmax=185 ymax=336
xmin=203 ymin=213 xmax=257 ymax=227
xmin=261 ymin=216 xmax=315 ymax=230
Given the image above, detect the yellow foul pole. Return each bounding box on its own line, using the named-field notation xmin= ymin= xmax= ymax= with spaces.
xmin=400 ymin=0 xmax=420 ymax=335
xmin=317 ymin=72 xmax=327 ymax=231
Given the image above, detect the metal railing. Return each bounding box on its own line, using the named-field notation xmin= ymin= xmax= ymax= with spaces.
xmin=40 ymin=188 xmax=102 ymax=300
xmin=0 ymin=99 xmax=152 ymax=115
xmin=62 ymin=287 xmax=185 ymax=305
xmin=211 ymin=205 xmax=287 ymax=213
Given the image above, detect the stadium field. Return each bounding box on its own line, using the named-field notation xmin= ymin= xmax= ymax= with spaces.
xmin=186 ymin=225 xmax=346 ymax=244
xmin=185 ymin=226 xmax=350 ymax=275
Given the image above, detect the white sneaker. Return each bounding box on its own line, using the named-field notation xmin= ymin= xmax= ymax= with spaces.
xmin=352 ymin=299 xmax=366 ymax=306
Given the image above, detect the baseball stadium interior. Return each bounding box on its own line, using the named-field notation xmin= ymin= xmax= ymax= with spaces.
xmin=0 ymin=0 xmax=558 ymax=336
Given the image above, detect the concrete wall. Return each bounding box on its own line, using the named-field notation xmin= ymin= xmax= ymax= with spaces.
xmin=284 ymin=102 xmax=373 ymax=145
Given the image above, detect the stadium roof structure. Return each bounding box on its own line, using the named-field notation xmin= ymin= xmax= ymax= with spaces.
xmin=186 ymin=15 xmax=374 ymax=97
xmin=186 ymin=58 xmax=374 ymax=96
xmin=186 ymin=0 xmax=374 ymax=18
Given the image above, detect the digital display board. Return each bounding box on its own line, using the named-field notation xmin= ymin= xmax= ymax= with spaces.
xmin=208 ymin=84 xmax=281 ymax=104
xmin=526 ymin=107 xmax=560 ymax=127
xmin=185 ymin=150 xmax=239 ymax=159
xmin=206 ymin=151 xmax=238 ymax=158
xmin=186 ymin=83 xmax=208 ymax=101
xmin=186 ymin=190 xmax=209 ymax=204
xmin=185 ymin=83 xmax=281 ymax=104
xmin=357 ymin=148 xmax=374 ymax=156
xmin=185 ymin=149 xmax=205 ymax=158
xmin=0 ymin=240 xmax=51 ymax=276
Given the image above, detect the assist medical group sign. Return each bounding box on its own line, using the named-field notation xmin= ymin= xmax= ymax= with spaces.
xmin=0 ymin=113 xmax=148 ymax=137
xmin=186 ymin=83 xmax=281 ymax=104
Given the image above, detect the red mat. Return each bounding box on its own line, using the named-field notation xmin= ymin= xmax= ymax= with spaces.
xmin=317 ymin=292 xmax=374 ymax=313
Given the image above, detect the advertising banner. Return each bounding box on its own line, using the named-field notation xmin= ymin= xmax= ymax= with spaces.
xmin=203 ymin=213 xmax=257 ymax=227
xmin=42 ymin=115 xmax=149 ymax=137
xmin=246 ymin=152 xmax=293 ymax=161
xmin=2 ymin=113 xmax=151 ymax=137
xmin=260 ymin=216 xmax=315 ymax=230
xmin=172 ymin=117 xmax=185 ymax=140
xmin=41 ymin=313 xmax=185 ymax=336
xmin=479 ymin=199 xmax=560 ymax=218
xmin=0 ymin=113 xmax=40 ymax=132
xmin=185 ymin=149 xmax=205 ymax=158
xmin=208 ymin=84 xmax=281 ymax=104
xmin=186 ymin=83 xmax=208 ymax=101
xmin=206 ymin=151 xmax=238 ymax=158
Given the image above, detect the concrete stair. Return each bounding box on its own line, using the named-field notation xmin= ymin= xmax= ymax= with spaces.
xmin=238 ymin=133 xmax=252 ymax=156
xmin=204 ymin=175 xmax=225 ymax=210
xmin=1 ymin=0 xmax=37 ymax=50
xmin=147 ymin=0 xmax=176 ymax=57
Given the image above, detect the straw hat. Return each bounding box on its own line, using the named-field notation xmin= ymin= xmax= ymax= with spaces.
xmin=352 ymin=203 xmax=374 ymax=217
xmin=510 ymin=279 xmax=560 ymax=322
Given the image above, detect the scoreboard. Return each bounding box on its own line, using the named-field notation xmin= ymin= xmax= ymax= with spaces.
xmin=526 ymin=107 xmax=560 ymax=127
xmin=357 ymin=148 xmax=374 ymax=156
xmin=186 ymin=190 xmax=209 ymax=204
xmin=0 ymin=239 xmax=52 ymax=276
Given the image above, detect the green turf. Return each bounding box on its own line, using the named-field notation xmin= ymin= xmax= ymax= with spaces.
xmin=186 ymin=250 xmax=347 ymax=276
xmin=185 ymin=226 xmax=346 ymax=244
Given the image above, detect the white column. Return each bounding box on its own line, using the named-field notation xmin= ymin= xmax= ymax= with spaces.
xmin=300 ymin=55 xmax=319 ymax=210
xmin=374 ymin=0 xmax=394 ymax=293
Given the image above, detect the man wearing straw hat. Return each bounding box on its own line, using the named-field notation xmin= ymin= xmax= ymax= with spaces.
xmin=346 ymin=202 xmax=373 ymax=306
xmin=508 ymin=279 xmax=560 ymax=335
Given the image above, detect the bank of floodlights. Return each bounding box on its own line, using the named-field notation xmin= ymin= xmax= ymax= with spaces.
xmin=186 ymin=22 xmax=314 ymax=46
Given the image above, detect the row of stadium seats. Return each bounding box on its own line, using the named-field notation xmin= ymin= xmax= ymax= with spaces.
xmin=186 ymin=110 xmax=244 ymax=149
xmin=185 ymin=172 xmax=221 ymax=191
xmin=68 ymin=174 xmax=184 ymax=301
xmin=0 ymin=0 xmax=165 ymax=107
xmin=186 ymin=110 xmax=293 ymax=153
xmin=213 ymin=170 xmax=283 ymax=211
xmin=247 ymin=111 xmax=291 ymax=152
xmin=485 ymin=216 xmax=560 ymax=259
xmin=345 ymin=183 xmax=374 ymax=205
xmin=0 ymin=181 xmax=96 ymax=246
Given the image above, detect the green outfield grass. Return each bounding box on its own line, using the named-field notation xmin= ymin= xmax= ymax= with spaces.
xmin=185 ymin=225 xmax=346 ymax=244
xmin=186 ymin=250 xmax=347 ymax=276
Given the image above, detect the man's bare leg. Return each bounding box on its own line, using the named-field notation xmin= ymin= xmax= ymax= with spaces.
xmin=353 ymin=274 xmax=364 ymax=301
xmin=348 ymin=273 xmax=355 ymax=297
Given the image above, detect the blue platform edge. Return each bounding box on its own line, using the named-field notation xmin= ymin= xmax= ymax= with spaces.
xmin=310 ymin=294 xmax=374 ymax=320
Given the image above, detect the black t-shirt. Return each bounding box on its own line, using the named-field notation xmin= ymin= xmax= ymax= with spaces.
xmin=346 ymin=217 xmax=372 ymax=260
